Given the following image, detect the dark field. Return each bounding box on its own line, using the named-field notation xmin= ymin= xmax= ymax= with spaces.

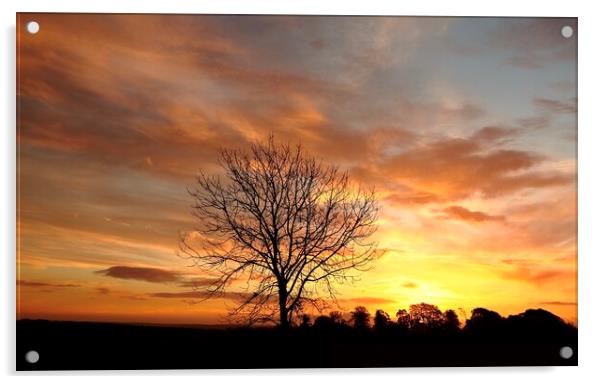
xmin=17 ymin=316 xmax=577 ymax=370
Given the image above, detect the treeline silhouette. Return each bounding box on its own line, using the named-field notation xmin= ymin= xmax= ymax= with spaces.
xmin=303 ymin=303 xmax=575 ymax=340
xmin=17 ymin=303 xmax=576 ymax=370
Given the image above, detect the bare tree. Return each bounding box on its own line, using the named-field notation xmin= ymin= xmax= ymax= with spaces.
xmin=179 ymin=136 xmax=379 ymax=328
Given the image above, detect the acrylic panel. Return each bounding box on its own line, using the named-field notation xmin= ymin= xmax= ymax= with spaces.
xmin=16 ymin=13 xmax=578 ymax=370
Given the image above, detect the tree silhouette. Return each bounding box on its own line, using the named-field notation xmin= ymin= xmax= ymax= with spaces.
xmin=408 ymin=303 xmax=445 ymax=331
xmin=464 ymin=307 xmax=504 ymax=336
xmin=313 ymin=311 xmax=346 ymax=330
xmin=506 ymin=308 xmax=575 ymax=339
xmin=396 ymin=308 xmax=411 ymax=331
xmin=442 ymin=309 xmax=461 ymax=333
xmin=373 ymin=309 xmax=391 ymax=331
xmin=179 ymin=137 xmax=379 ymax=328
xmin=350 ymin=306 xmax=371 ymax=329
xmin=328 ymin=311 xmax=346 ymax=325
xmin=313 ymin=315 xmax=335 ymax=329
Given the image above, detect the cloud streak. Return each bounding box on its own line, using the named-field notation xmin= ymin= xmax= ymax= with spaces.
xmin=96 ymin=266 xmax=181 ymax=283
xmin=534 ymin=97 xmax=578 ymax=114
xmin=437 ymin=206 xmax=505 ymax=223
xmin=540 ymin=301 xmax=577 ymax=306
xmin=17 ymin=280 xmax=80 ymax=288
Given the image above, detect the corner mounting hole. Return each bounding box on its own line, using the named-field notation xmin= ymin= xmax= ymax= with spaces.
xmin=26 ymin=21 xmax=40 ymax=34
xmin=561 ymin=25 xmax=573 ymax=39
xmin=559 ymin=346 xmax=573 ymax=359
xmin=25 ymin=350 xmax=39 ymax=363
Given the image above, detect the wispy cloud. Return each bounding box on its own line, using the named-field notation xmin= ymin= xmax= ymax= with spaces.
xmin=436 ymin=206 xmax=505 ymax=223
xmin=540 ymin=301 xmax=577 ymax=306
xmin=17 ymin=280 xmax=80 ymax=288
xmin=96 ymin=266 xmax=181 ymax=283
xmin=490 ymin=18 xmax=576 ymax=69
xmin=534 ymin=97 xmax=577 ymax=114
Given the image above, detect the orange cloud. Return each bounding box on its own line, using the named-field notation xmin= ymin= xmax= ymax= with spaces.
xmin=369 ymin=128 xmax=573 ymax=203
xmin=436 ymin=206 xmax=505 ymax=223
xmin=499 ymin=265 xmax=576 ymax=286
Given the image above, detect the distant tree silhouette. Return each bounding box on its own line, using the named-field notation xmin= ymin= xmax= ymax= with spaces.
xmin=329 ymin=311 xmax=346 ymax=325
xmin=350 ymin=306 xmax=371 ymax=329
xmin=442 ymin=309 xmax=461 ymax=333
xmin=464 ymin=307 xmax=505 ymax=336
xmin=507 ymin=308 xmax=575 ymax=339
xmin=313 ymin=315 xmax=335 ymax=329
xmin=408 ymin=303 xmax=445 ymax=331
xmin=179 ymin=136 xmax=379 ymax=328
xmin=373 ymin=309 xmax=391 ymax=331
xmin=313 ymin=310 xmax=347 ymax=330
xmin=396 ymin=308 xmax=411 ymax=331
xmin=508 ymin=308 xmax=564 ymax=328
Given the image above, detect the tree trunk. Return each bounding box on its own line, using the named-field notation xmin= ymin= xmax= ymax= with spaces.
xmin=278 ymin=283 xmax=289 ymax=329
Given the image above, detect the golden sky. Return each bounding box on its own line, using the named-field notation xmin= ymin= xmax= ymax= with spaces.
xmin=17 ymin=14 xmax=577 ymax=324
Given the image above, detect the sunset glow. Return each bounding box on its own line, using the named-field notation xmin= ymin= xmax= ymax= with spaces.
xmin=17 ymin=14 xmax=577 ymax=325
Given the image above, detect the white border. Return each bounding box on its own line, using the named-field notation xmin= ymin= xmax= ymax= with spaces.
xmin=2 ymin=1 xmax=601 ymax=383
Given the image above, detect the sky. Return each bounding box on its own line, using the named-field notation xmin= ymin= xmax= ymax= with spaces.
xmin=17 ymin=14 xmax=577 ymax=325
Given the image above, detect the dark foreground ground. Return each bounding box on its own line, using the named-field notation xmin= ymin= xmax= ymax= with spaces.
xmin=17 ymin=319 xmax=577 ymax=370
